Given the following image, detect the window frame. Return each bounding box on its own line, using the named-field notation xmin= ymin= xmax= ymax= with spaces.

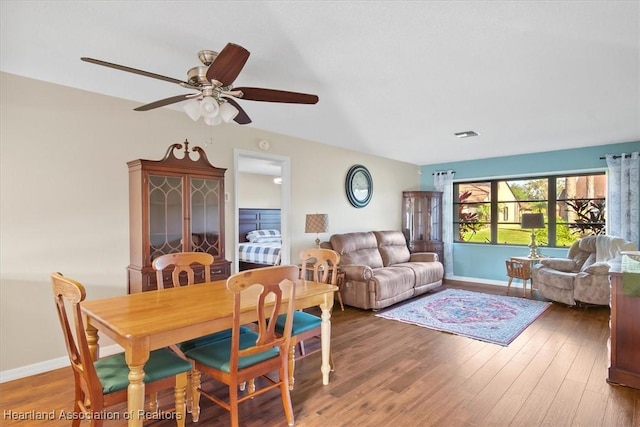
xmin=453 ymin=172 xmax=606 ymax=248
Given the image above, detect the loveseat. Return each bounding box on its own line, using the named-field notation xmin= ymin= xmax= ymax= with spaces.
xmin=531 ymin=235 xmax=637 ymax=306
xmin=323 ymin=230 xmax=444 ymax=310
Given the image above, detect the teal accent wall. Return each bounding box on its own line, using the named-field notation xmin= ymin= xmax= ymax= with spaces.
xmin=421 ymin=141 xmax=640 ymax=282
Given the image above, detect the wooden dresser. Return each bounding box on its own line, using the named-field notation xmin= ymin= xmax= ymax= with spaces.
xmin=607 ymin=269 xmax=640 ymax=390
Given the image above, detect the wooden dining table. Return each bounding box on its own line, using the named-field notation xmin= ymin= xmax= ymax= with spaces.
xmin=81 ymin=278 xmax=337 ymax=427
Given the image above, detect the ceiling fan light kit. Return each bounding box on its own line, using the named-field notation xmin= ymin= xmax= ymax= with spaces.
xmin=81 ymin=42 xmax=319 ymax=126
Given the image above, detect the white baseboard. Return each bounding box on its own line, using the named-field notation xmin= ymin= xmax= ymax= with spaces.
xmin=0 ymin=344 xmax=122 ymax=384
xmin=446 ymin=275 xmax=509 ymax=287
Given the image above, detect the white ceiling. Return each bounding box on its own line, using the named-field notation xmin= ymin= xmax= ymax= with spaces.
xmin=1 ymin=1 xmax=638 ymax=165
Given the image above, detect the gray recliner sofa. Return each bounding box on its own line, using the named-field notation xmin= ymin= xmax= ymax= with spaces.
xmin=323 ymin=230 xmax=443 ymax=310
xmin=532 ymin=235 xmax=637 ymax=306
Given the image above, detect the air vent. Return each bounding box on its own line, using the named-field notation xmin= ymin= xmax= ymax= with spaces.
xmin=455 ymin=131 xmax=479 ymax=138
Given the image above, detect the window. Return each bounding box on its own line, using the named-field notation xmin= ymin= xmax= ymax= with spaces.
xmin=454 ymin=173 xmax=606 ymax=247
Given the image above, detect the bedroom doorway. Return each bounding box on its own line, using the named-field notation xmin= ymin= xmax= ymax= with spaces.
xmin=233 ymin=149 xmax=291 ymax=273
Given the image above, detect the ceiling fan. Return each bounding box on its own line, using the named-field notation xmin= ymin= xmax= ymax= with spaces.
xmin=81 ymin=42 xmax=319 ymax=125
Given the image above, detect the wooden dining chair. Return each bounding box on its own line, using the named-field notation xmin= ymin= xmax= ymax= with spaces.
xmin=505 ymin=259 xmax=532 ymax=297
xmin=153 ymin=251 xmax=253 ymax=352
xmin=185 ymin=265 xmax=299 ymax=427
xmin=275 ymin=248 xmax=340 ymax=389
xmin=50 ymin=272 xmax=192 ymax=427
xmin=152 ymin=252 xmax=252 ymax=411
xmin=152 ymin=251 xmax=215 ymax=289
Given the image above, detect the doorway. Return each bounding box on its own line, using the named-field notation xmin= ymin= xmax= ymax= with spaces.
xmin=233 ymin=149 xmax=291 ymax=273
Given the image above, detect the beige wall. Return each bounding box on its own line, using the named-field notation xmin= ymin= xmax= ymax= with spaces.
xmin=238 ymin=172 xmax=281 ymax=209
xmin=0 ymin=72 xmax=420 ymax=375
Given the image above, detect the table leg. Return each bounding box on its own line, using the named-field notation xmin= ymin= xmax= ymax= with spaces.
xmin=85 ymin=321 xmax=99 ymax=361
xmin=125 ymin=344 xmax=150 ymax=427
xmin=320 ymin=294 xmax=334 ymax=385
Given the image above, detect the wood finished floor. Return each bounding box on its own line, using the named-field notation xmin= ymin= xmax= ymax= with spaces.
xmin=2 ymin=280 xmax=639 ymax=426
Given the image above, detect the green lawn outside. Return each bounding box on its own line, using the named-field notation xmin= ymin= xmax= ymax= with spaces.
xmin=461 ymin=225 xmax=575 ymax=247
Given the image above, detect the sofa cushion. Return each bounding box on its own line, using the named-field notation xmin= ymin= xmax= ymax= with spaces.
xmin=373 ymin=231 xmax=411 ymax=266
xmin=370 ymin=266 xmax=415 ymax=300
xmin=396 ymin=261 xmax=444 ymax=286
xmin=534 ymin=267 xmax=576 ymax=290
xmin=330 ymin=232 xmax=383 ymax=268
xmin=580 ymin=253 xmax=597 ymax=272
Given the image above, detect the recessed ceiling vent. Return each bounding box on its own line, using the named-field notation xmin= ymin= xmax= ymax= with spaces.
xmin=455 ymin=130 xmax=479 ymax=138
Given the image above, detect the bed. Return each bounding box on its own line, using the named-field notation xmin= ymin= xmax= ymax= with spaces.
xmin=238 ymin=208 xmax=282 ymax=271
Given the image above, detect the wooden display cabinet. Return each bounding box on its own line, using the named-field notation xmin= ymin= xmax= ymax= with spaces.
xmin=127 ymin=140 xmax=231 ymax=293
xmin=402 ymin=191 xmax=444 ymax=264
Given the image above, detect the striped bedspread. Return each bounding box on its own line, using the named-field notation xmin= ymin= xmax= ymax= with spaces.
xmin=238 ymin=242 xmax=281 ymax=265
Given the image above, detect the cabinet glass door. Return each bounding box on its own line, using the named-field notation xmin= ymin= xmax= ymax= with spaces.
xmin=190 ymin=178 xmax=221 ymax=257
xmin=148 ymin=175 xmax=183 ymax=260
xmin=429 ymin=195 xmax=442 ymax=241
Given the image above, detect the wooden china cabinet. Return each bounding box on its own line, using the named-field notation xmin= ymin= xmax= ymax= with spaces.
xmin=402 ymin=191 xmax=444 ymax=264
xmin=127 ymin=140 xmax=231 ymax=293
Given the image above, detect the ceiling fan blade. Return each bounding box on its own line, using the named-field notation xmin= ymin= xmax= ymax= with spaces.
xmin=134 ymin=94 xmax=197 ymax=111
xmin=233 ymin=87 xmax=319 ymax=104
xmin=205 ymin=43 xmax=250 ymax=87
xmin=224 ymin=98 xmax=252 ymax=124
xmin=81 ymin=57 xmax=188 ymax=85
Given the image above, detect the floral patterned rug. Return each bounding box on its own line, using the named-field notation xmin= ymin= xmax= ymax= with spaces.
xmin=375 ymin=288 xmax=551 ymax=346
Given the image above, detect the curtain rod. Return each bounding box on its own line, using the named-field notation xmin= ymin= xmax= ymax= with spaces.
xmin=599 ymin=154 xmax=633 ymax=159
xmin=432 ymin=170 xmax=456 ymax=175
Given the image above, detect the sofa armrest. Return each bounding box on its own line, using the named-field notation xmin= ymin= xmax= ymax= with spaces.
xmin=539 ymin=258 xmax=576 ymax=272
xmin=409 ymin=252 xmax=439 ymax=263
xmin=339 ymin=264 xmax=373 ymax=281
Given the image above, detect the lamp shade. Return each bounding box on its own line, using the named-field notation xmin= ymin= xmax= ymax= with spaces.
xmin=199 ymin=96 xmax=219 ymax=118
xmin=521 ymin=213 xmax=545 ymax=229
xmin=219 ymin=102 xmax=239 ymax=123
xmin=305 ymin=214 xmax=329 ymax=234
xmin=183 ymin=99 xmax=201 ymax=121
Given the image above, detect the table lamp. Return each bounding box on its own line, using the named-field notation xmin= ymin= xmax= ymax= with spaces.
xmin=521 ymin=213 xmax=545 ymax=258
xmin=305 ymin=213 xmax=329 ymax=248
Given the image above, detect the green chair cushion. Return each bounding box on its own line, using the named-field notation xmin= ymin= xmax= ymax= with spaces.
xmin=185 ymin=332 xmax=279 ymax=373
xmin=275 ymin=311 xmax=321 ymax=335
xmin=96 ymin=348 xmax=191 ymax=394
xmin=177 ymin=326 xmax=253 ymax=353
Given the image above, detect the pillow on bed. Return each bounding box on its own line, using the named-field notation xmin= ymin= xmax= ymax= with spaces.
xmin=250 ymin=236 xmax=282 ymax=244
xmin=247 ymin=229 xmax=281 ymax=242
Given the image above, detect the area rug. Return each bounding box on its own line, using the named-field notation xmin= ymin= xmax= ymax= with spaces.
xmin=375 ymin=288 xmax=551 ymax=346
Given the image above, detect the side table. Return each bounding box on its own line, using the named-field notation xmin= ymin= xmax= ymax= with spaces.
xmin=509 ymin=256 xmax=545 ymax=296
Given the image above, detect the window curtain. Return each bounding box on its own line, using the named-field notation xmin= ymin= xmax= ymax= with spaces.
xmin=605 ymin=152 xmax=639 ymax=246
xmin=434 ymin=170 xmax=455 ymax=276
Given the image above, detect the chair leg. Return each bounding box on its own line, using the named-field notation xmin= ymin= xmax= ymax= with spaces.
xmin=506 ymin=277 xmax=513 ymax=294
xmin=229 ymin=382 xmax=240 ymax=427
xmin=148 ymin=392 xmax=158 ymax=412
xmin=280 ymin=366 xmax=295 ymax=427
xmin=174 ymin=372 xmax=187 ymax=427
xmin=191 ymin=369 xmax=201 ymax=423
xmin=185 ymin=371 xmax=193 ymax=413
xmin=288 ymin=338 xmax=297 ymax=390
